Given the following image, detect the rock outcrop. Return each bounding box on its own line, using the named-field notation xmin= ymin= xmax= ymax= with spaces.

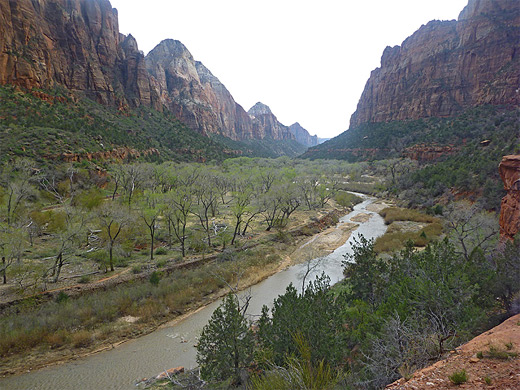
xmin=499 ymin=155 xmax=520 ymax=241
xmin=248 ymin=102 xmax=295 ymax=140
xmin=289 ymin=122 xmax=318 ymax=147
xmin=350 ymin=0 xmax=520 ymax=128
xmin=0 ymin=0 xmax=157 ymax=108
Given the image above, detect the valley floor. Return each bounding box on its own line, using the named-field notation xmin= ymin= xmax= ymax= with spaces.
xmin=0 ymin=206 xmax=359 ymax=378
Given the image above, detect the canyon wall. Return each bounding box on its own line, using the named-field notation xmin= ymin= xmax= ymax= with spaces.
xmin=289 ymin=122 xmax=318 ymax=147
xmin=350 ymin=0 xmax=520 ymax=128
xmin=0 ymin=0 xmax=298 ymax=142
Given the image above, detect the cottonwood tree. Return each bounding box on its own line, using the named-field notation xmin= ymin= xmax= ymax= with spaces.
xmin=137 ymin=191 xmax=163 ymax=261
xmin=0 ymin=159 xmax=36 ymax=226
xmin=164 ymin=186 xmax=193 ymax=257
xmin=443 ymin=201 xmax=498 ymax=261
xmin=192 ymin=180 xmax=218 ymax=247
xmin=97 ymin=202 xmax=134 ymax=271
xmin=0 ymin=225 xmax=26 ymax=284
xmin=46 ymin=206 xmax=86 ymax=283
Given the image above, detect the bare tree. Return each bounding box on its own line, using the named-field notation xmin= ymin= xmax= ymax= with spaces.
xmin=443 ymin=201 xmax=499 ymax=261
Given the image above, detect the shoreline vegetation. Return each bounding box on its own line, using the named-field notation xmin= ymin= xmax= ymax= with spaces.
xmin=0 ymin=203 xmax=362 ymax=378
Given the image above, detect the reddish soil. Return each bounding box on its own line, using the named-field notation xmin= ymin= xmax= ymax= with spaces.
xmin=386 ymin=314 xmax=520 ymax=389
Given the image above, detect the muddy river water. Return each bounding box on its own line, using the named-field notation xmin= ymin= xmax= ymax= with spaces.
xmin=0 ymin=194 xmax=387 ymax=390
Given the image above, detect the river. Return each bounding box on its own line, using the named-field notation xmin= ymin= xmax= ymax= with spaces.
xmin=0 ymin=194 xmax=387 ymax=390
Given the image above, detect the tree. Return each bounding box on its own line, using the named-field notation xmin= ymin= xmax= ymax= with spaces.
xmin=138 ymin=191 xmax=163 ymax=261
xmin=0 ymin=159 xmax=36 ymax=226
xmin=164 ymin=186 xmax=193 ymax=257
xmin=46 ymin=206 xmax=86 ymax=283
xmin=191 ymin=180 xmax=218 ymax=247
xmin=196 ymin=294 xmax=254 ymax=384
xmin=97 ymin=202 xmax=134 ymax=272
xmin=443 ymin=201 xmax=498 ymax=261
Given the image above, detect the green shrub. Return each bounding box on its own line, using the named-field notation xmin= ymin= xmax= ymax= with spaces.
xmin=56 ymin=291 xmax=69 ymax=303
xmin=449 ymin=369 xmax=468 ymax=385
xmin=334 ymin=191 xmax=363 ymax=208
xmin=78 ymin=275 xmax=90 ymax=284
xmin=155 ymin=247 xmax=168 ymax=256
xmin=149 ymin=271 xmax=160 ymax=286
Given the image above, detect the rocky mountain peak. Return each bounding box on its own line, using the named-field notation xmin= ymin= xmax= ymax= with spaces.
xmin=248 ymin=102 xmax=273 ymax=117
xmin=289 ymin=122 xmax=318 ymax=148
xmin=146 ymin=39 xmax=193 ymax=62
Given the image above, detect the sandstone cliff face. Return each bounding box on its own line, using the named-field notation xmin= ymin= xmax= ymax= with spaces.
xmin=499 ymin=155 xmax=520 ymax=241
xmin=0 ymin=0 xmax=155 ymax=107
xmin=145 ymin=39 xmax=255 ymax=140
xmin=350 ymin=0 xmax=520 ymax=128
xmin=289 ymin=122 xmax=318 ymax=147
xmin=248 ymin=102 xmax=295 ymax=140
xmin=0 ymin=0 xmax=302 ymax=143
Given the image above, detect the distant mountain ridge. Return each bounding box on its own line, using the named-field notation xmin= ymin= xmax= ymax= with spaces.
xmin=289 ymin=122 xmax=318 ymax=147
xmin=0 ymin=0 xmax=298 ymax=145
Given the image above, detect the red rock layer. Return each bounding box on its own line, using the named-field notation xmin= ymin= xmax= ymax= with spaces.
xmin=499 ymin=155 xmax=520 ymax=241
xmin=350 ymin=0 xmax=520 ymax=128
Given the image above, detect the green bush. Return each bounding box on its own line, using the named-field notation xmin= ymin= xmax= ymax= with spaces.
xmin=155 ymin=247 xmax=168 ymax=256
xmin=449 ymin=369 xmax=468 ymax=385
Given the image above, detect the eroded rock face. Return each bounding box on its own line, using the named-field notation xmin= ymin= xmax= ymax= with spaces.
xmin=0 ymin=0 xmax=156 ymax=108
xmin=145 ymin=40 xmax=255 ymax=140
xmin=499 ymin=155 xmax=520 ymax=241
xmin=289 ymin=122 xmax=318 ymax=147
xmin=350 ymin=0 xmax=520 ymax=128
xmin=248 ymin=102 xmax=295 ymax=140
xmin=0 ymin=1 xmax=298 ymax=142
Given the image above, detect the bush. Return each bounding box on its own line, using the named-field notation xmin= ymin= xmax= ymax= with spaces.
xmin=155 ymin=247 xmax=168 ymax=256
xmin=449 ymin=369 xmax=468 ymax=385
xmin=149 ymin=271 xmax=160 ymax=286
xmin=334 ymin=191 xmax=363 ymax=208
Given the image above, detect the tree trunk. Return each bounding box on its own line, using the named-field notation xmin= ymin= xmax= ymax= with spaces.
xmin=53 ymin=253 xmax=63 ymax=283
xmin=109 ymin=243 xmax=114 ymax=272
xmin=2 ymin=257 xmax=6 ymax=284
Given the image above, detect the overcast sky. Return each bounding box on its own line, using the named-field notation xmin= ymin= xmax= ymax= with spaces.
xmin=109 ymin=0 xmax=469 ymax=139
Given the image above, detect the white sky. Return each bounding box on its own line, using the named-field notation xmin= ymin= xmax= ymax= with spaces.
xmin=109 ymin=0 xmax=469 ymax=138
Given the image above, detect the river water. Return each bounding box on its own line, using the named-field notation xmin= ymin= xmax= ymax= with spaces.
xmin=0 ymin=194 xmax=387 ymax=390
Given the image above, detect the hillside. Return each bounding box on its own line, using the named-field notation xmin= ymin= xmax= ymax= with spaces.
xmin=386 ymin=313 xmax=520 ymax=389
xmin=0 ymin=86 xmax=305 ymax=163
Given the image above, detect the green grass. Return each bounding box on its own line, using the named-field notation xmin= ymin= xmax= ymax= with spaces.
xmin=379 ymin=207 xmax=439 ymax=225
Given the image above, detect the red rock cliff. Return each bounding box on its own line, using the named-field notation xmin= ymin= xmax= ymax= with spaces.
xmin=0 ymin=1 xmax=299 ymax=142
xmin=350 ymin=0 xmax=520 ymax=128
xmin=0 ymin=0 xmax=156 ymax=108
xmin=248 ymin=102 xmax=295 ymax=141
xmin=499 ymin=155 xmax=520 ymax=241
